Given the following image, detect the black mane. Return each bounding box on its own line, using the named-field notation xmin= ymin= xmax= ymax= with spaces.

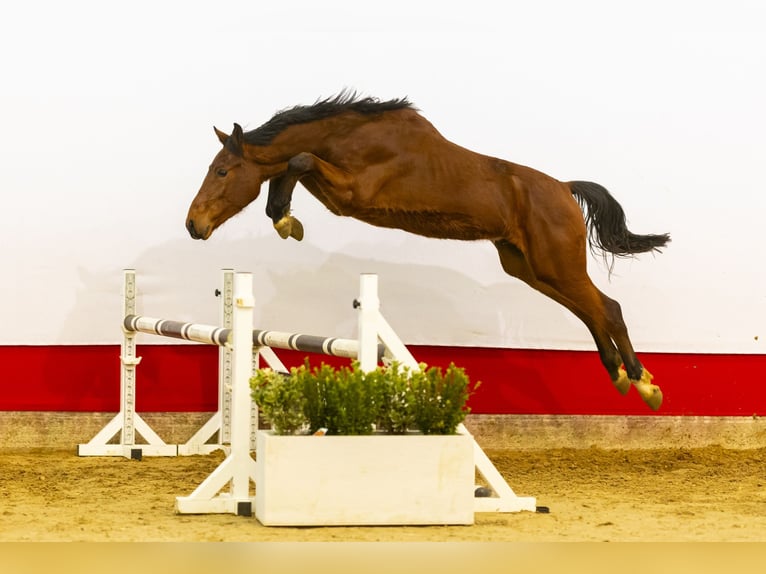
xmin=243 ymin=91 xmax=415 ymax=145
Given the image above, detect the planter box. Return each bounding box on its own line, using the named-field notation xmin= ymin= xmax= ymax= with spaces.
xmin=254 ymin=430 xmax=475 ymax=526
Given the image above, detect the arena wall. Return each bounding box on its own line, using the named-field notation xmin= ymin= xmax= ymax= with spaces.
xmin=2 ymin=2 xmax=764 ymax=450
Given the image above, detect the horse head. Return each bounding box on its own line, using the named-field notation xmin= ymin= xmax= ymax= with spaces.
xmin=185 ymin=124 xmax=267 ymax=240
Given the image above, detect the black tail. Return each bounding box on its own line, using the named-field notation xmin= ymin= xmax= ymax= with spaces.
xmin=569 ymin=180 xmax=670 ymax=258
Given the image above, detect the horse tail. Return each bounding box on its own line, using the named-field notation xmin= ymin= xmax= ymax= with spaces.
xmin=568 ymin=180 xmax=670 ymax=257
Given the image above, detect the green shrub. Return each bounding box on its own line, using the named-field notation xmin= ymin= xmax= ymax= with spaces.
xmin=375 ymin=362 xmax=416 ymax=434
xmin=250 ymin=360 xmax=478 ymax=436
xmin=322 ymin=363 xmax=381 ymax=435
xmin=250 ymin=368 xmax=307 ymax=435
xmin=293 ymin=360 xmax=334 ymax=433
xmin=407 ymin=363 xmax=476 ymax=435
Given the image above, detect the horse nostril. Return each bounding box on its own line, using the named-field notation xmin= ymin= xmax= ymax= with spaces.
xmin=186 ymin=219 xmax=199 ymax=239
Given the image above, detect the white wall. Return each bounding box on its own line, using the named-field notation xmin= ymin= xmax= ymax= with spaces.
xmin=1 ymin=0 xmax=763 ymax=353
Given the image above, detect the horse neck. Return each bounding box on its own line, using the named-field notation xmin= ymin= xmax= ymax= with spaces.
xmin=242 ymin=114 xmax=367 ymax=165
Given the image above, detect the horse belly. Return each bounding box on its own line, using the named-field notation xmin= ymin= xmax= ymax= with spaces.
xmin=357 ymin=208 xmax=500 ymax=241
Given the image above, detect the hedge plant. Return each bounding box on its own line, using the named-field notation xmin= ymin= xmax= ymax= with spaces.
xmin=250 ymin=360 xmax=478 ymax=436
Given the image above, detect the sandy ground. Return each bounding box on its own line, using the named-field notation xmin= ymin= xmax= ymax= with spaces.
xmin=2 ymin=446 xmax=766 ymax=542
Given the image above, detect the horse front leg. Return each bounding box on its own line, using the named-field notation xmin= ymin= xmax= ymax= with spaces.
xmin=267 ymin=152 xmax=356 ymax=240
xmin=267 ymin=174 xmax=304 ymax=241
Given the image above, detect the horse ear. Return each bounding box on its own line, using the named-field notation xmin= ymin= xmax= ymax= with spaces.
xmin=214 ymin=126 xmax=229 ymax=145
xmin=221 ymin=123 xmax=244 ymax=156
xmin=231 ymin=123 xmax=244 ymax=147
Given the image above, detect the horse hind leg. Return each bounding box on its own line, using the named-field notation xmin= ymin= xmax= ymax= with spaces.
xmin=494 ymin=240 xmax=662 ymax=410
xmin=494 ymin=241 xmax=624 ymax=392
xmin=575 ymin=317 xmax=632 ymax=397
xmin=561 ymin=286 xmax=662 ymax=410
xmin=600 ymin=294 xmax=663 ymax=410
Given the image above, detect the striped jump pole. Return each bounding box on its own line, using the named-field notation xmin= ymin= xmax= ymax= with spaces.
xmin=123 ymin=316 xmax=229 ymax=345
xmin=122 ymin=316 xmax=386 ymax=361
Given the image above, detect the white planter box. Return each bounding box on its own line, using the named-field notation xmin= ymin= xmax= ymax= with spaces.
xmin=255 ymin=430 xmax=475 ymax=526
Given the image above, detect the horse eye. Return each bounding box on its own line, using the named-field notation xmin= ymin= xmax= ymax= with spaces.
xmin=216 ymin=168 xmax=228 ymax=177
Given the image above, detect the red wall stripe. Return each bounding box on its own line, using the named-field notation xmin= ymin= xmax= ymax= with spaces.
xmin=1 ymin=345 xmax=763 ymax=416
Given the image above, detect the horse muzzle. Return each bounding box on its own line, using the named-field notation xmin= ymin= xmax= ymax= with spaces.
xmin=186 ymin=218 xmax=211 ymax=240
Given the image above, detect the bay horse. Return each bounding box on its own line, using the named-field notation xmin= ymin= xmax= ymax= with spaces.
xmin=186 ymin=92 xmax=670 ymax=410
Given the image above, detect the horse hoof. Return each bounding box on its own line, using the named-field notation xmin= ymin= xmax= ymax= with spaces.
xmin=633 ymin=368 xmax=663 ymax=411
xmin=274 ymin=217 xmax=292 ymax=239
xmin=612 ymin=367 xmax=631 ymax=395
xmin=638 ymin=386 xmax=663 ymax=411
xmin=290 ymin=217 xmax=304 ymax=241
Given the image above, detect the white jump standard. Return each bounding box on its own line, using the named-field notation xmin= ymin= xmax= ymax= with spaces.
xmin=80 ymin=269 xmax=536 ymax=518
xmin=176 ymin=271 xmax=257 ymax=515
xmin=76 ymin=269 xmax=178 ymax=459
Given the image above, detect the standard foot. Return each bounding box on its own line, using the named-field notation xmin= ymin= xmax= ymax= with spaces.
xmin=274 ymin=215 xmax=304 ymax=241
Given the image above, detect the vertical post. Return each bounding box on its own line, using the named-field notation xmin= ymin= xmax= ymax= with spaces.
xmin=177 ymin=269 xmax=236 ymax=455
xmin=120 ymin=269 xmax=139 ymax=447
xmin=250 ymin=347 xmax=259 ymax=451
xmin=219 ymin=269 xmax=234 ymax=444
xmin=229 ymin=272 xmax=255 ymax=503
xmin=176 ymin=271 xmax=257 ymax=514
xmin=356 ymin=274 xmax=380 ymax=372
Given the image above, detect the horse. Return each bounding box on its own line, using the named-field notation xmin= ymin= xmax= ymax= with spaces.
xmin=186 ymin=92 xmax=670 ymax=410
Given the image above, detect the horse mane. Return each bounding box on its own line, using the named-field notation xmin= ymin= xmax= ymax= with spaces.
xmin=244 ymin=91 xmax=415 ymax=145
